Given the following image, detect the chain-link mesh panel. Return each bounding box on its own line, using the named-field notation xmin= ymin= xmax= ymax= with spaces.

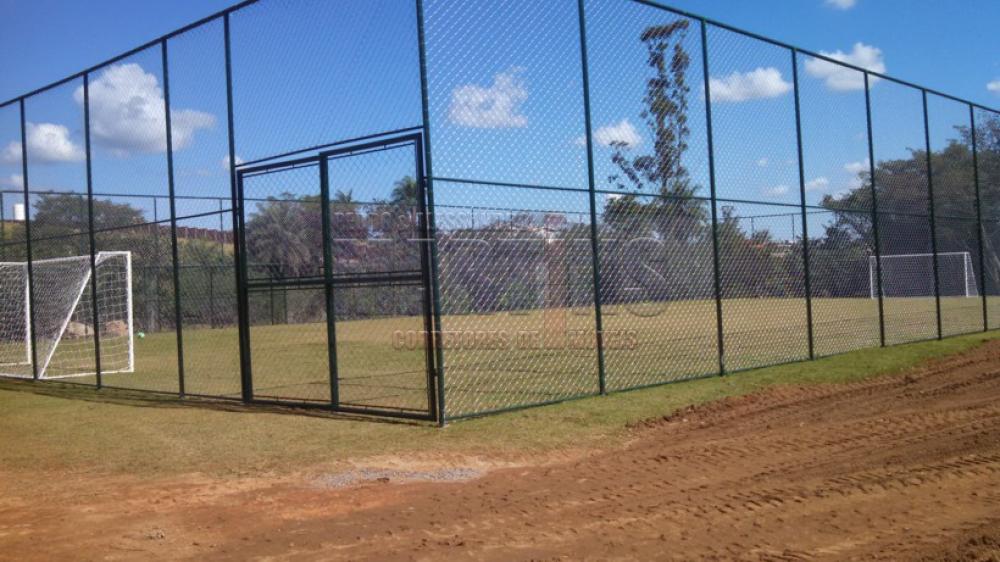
xmin=94 ymin=219 xmax=178 ymax=392
xmin=0 ymin=262 xmax=30 ymax=376
xmin=230 ymin=0 xmax=421 ymax=162
xmin=1 ymin=105 xmax=27 ymax=267
xmin=716 ymin=202 xmax=808 ymax=370
xmin=243 ymin=165 xmax=322 ymax=282
xmin=325 ymin=141 xmax=432 ymax=414
xmin=987 ymin=219 xmax=1000 ymax=329
xmin=435 ymin=182 xmax=599 ymax=417
xmin=241 ymin=163 xmax=330 ymax=403
xmin=868 ymin=80 xmax=937 ymax=344
xmin=806 ymin=209 xmax=880 ymax=356
xmin=877 ymin=213 xmax=937 ymax=343
xmin=29 ymin=239 xmax=96 ymax=379
xmin=248 ymin=285 xmax=330 ymax=403
xmin=796 ymin=55 xmax=879 ymax=355
xmin=599 ymin=193 xmax=718 ymax=388
xmin=0 ymin=105 xmax=29 ymax=377
xmin=424 ymin=0 xmax=587 ymax=188
xmin=974 ymin=109 xmax=1000 ymax=329
xmin=707 ymin=26 xmax=798 ymax=205
xmin=334 ymin=282 xmax=431 ymax=412
xmin=927 ymin=95 xmax=982 ymax=336
xmin=177 ymin=212 xmax=240 ymax=398
xmin=584 ymin=0 xmax=709 ymax=200
xmin=23 ymin=81 xmax=96 ymax=382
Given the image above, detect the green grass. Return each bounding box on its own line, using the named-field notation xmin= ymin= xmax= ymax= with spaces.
xmin=8 ymin=296 xmax=1000 ymax=419
xmin=0 ymin=329 xmax=997 ymax=477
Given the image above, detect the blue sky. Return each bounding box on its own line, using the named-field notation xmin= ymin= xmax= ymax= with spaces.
xmin=0 ymin=0 xmax=998 ymax=241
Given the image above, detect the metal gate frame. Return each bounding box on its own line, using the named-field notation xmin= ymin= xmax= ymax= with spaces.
xmin=234 ymin=133 xmax=439 ymax=421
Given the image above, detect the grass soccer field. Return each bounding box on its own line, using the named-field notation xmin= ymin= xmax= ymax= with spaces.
xmin=29 ymin=295 xmax=995 ymax=418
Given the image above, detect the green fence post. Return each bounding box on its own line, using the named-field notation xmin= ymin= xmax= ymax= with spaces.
xmin=922 ymin=90 xmax=943 ymax=340
xmin=18 ymin=100 xmax=39 ymax=380
xmin=700 ymin=20 xmax=726 ymax=375
xmin=83 ymin=74 xmax=103 ymax=388
xmin=791 ymin=49 xmax=815 ymax=359
xmin=415 ymin=0 xmax=448 ymax=425
xmin=224 ymin=13 xmax=253 ymax=403
xmin=864 ymin=73 xmax=887 ymax=347
xmin=576 ymin=0 xmax=608 ymax=395
xmin=162 ymin=40 xmax=186 ymax=396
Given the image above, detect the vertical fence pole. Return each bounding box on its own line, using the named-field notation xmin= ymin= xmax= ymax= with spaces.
xmin=864 ymin=73 xmax=886 ymax=347
xmin=969 ymin=107 xmax=988 ymax=331
xmin=921 ymin=90 xmax=943 ymax=340
xmin=415 ymin=0 xmax=448 ymax=425
xmin=225 ymin=13 xmax=253 ymax=403
xmin=576 ymin=0 xmax=607 ymax=395
xmin=19 ymin=100 xmax=39 ymax=380
xmin=318 ymin=157 xmax=340 ymax=408
xmin=791 ymin=49 xmax=814 ymax=360
xmin=700 ymin=20 xmax=726 ymax=375
xmin=162 ymin=40 xmax=186 ymax=396
xmin=83 ymin=74 xmax=103 ymax=388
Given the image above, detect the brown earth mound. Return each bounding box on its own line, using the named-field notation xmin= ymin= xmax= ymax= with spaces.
xmin=2 ymin=341 xmax=999 ymax=561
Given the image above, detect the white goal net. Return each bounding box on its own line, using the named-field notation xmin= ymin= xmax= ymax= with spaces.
xmin=0 ymin=251 xmax=133 ymax=379
xmin=870 ymin=252 xmax=979 ymax=299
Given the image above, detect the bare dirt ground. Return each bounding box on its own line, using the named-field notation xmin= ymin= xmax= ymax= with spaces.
xmin=2 ymin=341 xmax=1000 ymax=561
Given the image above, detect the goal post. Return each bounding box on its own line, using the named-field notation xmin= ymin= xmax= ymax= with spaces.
xmin=869 ymin=252 xmax=979 ymax=299
xmin=0 ymin=251 xmax=134 ymax=379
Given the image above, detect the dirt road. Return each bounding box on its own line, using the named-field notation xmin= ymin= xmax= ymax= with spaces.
xmin=2 ymin=341 xmax=999 ymax=561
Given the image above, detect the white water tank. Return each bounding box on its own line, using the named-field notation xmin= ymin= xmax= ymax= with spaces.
xmin=13 ymin=203 xmax=25 ymax=222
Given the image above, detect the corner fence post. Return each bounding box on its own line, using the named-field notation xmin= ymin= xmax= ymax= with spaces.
xmin=576 ymin=0 xmax=608 ymax=395
xmin=791 ymin=49 xmax=814 ymax=360
xmin=700 ymin=20 xmax=726 ymax=375
xmin=922 ymin=90 xmax=943 ymax=340
xmin=162 ymin=40 xmax=186 ymax=396
xmin=864 ymin=73 xmax=886 ymax=347
xmin=19 ymin=100 xmax=40 ymax=380
xmin=83 ymin=74 xmax=103 ymax=388
xmin=415 ymin=0 xmax=448 ymax=425
xmin=224 ymin=13 xmax=253 ymax=402
xmin=969 ymin=107 xmax=988 ymax=331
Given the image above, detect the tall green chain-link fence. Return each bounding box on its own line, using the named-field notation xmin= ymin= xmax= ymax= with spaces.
xmin=0 ymin=0 xmax=997 ymax=423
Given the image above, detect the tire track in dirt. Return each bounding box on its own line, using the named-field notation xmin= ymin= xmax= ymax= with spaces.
xmin=2 ymin=339 xmax=999 ymax=561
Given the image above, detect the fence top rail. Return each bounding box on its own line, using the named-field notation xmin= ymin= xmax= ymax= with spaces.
xmin=1 ymin=0 xmax=997 ymax=115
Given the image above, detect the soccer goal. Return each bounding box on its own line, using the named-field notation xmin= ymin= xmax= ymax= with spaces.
xmin=869 ymin=252 xmax=979 ymax=299
xmin=0 ymin=251 xmax=133 ymax=379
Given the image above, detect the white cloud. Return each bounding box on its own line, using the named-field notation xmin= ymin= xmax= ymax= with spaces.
xmin=1 ymin=122 xmax=85 ymax=164
xmin=756 ymin=158 xmax=769 ymax=167
xmin=709 ymin=67 xmax=792 ymax=103
xmin=221 ymin=154 xmax=245 ymax=170
xmin=844 ymin=158 xmax=870 ymax=175
xmin=448 ymin=68 xmax=528 ymax=128
xmin=988 ymin=80 xmax=1000 ymax=95
xmin=605 ymin=192 xmax=624 ymax=201
xmin=824 ymin=0 xmax=857 ymax=10
xmin=805 ymin=176 xmax=830 ymax=192
xmin=762 ymin=184 xmax=790 ymax=197
xmin=73 ymin=63 xmax=215 ymax=155
xmin=804 ymin=43 xmax=886 ymax=91
xmin=576 ymin=119 xmax=642 ymax=148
